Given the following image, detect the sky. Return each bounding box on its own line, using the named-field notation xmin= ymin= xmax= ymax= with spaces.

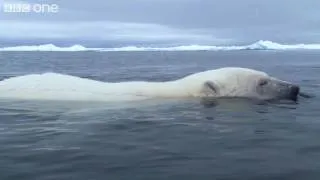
xmin=0 ymin=0 xmax=320 ymax=47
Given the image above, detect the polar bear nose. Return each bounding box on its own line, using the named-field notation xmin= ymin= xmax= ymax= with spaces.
xmin=289 ymin=85 xmax=300 ymax=101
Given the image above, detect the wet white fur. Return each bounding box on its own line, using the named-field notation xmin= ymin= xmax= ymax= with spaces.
xmin=0 ymin=67 xmax=271 ymax=102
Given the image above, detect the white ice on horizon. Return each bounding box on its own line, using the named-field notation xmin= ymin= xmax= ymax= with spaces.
xmin=0 ymin=44 xmax=94 ymax=52
xmin=1 ymin=40 xmax=320 ymax=52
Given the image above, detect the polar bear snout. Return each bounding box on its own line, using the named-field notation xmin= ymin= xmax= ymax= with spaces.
xmin=275 ymin=82 xmax=300 ymax=101
xmin=256 ymin=78 xmax=300 ymax=101
xmin=288 ymin=85 xmax=300 ymax=101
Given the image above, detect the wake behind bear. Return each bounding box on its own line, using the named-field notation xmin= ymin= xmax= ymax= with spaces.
xmin=0 ymin=67 xmax=303 ymax=102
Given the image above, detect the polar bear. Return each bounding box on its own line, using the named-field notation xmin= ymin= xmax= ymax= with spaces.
xmin=123 ymin=67 xmax=300 ymax=101
xmin=0 ymin=67 xmax=300 ymax=102
xmin=177 ymin=67 xmax=300 ymax=101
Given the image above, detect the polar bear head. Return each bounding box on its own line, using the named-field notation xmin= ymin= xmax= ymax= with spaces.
xmin=180 ymin=67 xmax=299 ymax=101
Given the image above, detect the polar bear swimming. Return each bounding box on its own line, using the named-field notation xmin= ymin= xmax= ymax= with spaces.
xmin=0 ymin=67 xmax=302 ymax=102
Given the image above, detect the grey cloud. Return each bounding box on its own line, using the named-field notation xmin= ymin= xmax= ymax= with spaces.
xmin=1 ymin=0 xmax=320 ymax=45
xmin=0 ymin=20 xmax=232 ymax=44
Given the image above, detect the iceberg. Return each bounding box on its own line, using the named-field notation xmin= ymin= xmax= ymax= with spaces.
xmin=97 ymin=40 xmax=320 ymax=51
xmin=1 ymin=40 xmax=320 ymax=52
xmin=0 ymin=44 xmax=94 ymax=51
xmin=244 ymin=40 xmax=320 ymax=50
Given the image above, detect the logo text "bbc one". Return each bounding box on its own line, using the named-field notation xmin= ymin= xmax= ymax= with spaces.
xmin=3 ymin=3 xmax=59 ymax=13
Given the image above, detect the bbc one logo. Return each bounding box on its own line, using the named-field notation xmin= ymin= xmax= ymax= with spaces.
xmin=2 ymin=2 xmax=59 ymax=13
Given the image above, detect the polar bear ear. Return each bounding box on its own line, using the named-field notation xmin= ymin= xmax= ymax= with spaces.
xmin=203 ymin=81 xmax=219 ymax=96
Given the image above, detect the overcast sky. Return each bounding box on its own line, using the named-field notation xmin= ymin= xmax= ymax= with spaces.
xmin=1 ymin=0 xmax=320 ymax=47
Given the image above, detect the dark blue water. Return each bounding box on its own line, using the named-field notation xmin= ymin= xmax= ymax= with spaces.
xmin=0 ymin=51 xmax=319 ymax=180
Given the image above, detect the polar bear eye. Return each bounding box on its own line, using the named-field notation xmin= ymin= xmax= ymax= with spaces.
xmin=258 ymin=79 xmax=268 ymax=86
